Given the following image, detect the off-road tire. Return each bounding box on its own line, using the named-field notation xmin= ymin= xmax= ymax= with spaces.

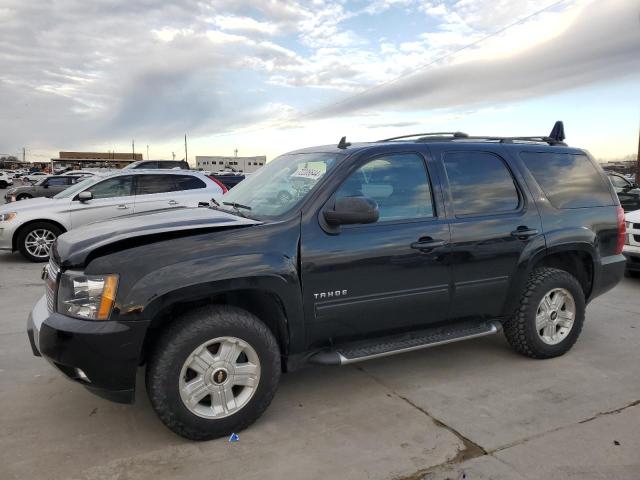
xmin=16 ymin=221 xmax=62 ymax=262
xmin=624 ymin=269 xmax=640 ymax=279
xmin=146 ymin=305 xmax=281 ymax=441
xmin=0 ymin=181 xmax=7 ymax=188
xmin=504 ymin=267 xmax=585 ymax=359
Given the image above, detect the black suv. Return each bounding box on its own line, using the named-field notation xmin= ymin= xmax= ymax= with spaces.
xmin=605 ymin=171 xmax=640 ymax=212
xmin=27 ymin=122 xmax=625 ymax=440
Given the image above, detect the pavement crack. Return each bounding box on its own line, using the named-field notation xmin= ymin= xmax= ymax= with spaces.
xmin=577 ymin=399 xmax=640 ymax=424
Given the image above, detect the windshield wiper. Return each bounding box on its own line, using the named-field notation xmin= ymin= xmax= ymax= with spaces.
xmin=222 ymin=201 xmax=252 ymax=211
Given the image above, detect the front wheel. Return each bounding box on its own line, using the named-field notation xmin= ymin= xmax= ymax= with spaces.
xmin=16 ymin=222 xmax=62 ymax=262
xmin=504 ymin=267 xmax=585 ymax=359
xmin=146 ymin=305 xmax=281 ymax=440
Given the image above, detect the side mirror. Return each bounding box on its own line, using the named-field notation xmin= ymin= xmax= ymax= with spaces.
xmin=323 ymin=196 xmax=379 ymax=231
xmin=77 ymin=191 xmax=93 ymax=202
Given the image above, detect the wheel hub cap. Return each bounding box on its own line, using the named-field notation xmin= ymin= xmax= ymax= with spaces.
xmin=179 ymin=336 xmax=261 ymax=419
xmin=536 ymin=288 xmax=576 ymax=345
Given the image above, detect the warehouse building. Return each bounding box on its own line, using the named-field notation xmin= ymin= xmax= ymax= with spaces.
xmin=196 ymin=155 xmax=266 ymax=173
xmin=52 ymin=152 xmax=142 ymax=170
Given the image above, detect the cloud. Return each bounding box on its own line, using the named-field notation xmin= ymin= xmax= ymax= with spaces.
xmin=308 ymin=0 xmax=640 ymax=119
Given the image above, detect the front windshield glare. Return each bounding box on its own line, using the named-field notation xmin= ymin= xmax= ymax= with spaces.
xmin=53 ymin=177 xmax=94 ymax=199
xmin=221 ymin=152 xmax=343 ymax=218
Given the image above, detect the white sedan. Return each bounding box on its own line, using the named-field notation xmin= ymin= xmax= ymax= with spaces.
xmin=0 ymin=169 xmax=225 ymax=261
xmin=22 ymin=172 xmax=50 ymax=183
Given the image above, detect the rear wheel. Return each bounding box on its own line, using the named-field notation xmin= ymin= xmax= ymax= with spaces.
xmin=146 ymin=305 xmax=281 ymax=440
xmin=624 ymin=269 xmax=640 ymax=279
xmin=0 ymin=181 xmax=7 ymax=188
xmin=504 ymin=267 xmax=585 ymax=359
xmin=16 ymin=193 xmax=33 ymax=201
xmin=17 ymin=222 xmax=62 ymax=262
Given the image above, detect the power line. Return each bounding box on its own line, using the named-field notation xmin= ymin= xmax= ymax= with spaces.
xmin=208 ymin=0 xmax=571 ymax=138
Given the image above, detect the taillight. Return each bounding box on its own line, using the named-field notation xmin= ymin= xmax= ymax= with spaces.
xmin=615 ymin=206 xmax=626 ymax=255
xmin=208 ymin=176 xmax=228 ymax=194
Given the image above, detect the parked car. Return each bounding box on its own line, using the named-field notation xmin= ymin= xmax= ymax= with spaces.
xmin=124 ymin=160 xmax=190 ymax=170
xmin=4 ymin=175 xmax=83 ymax=202
xmin=64 ymin=170 xmax=97 ymax=178
xmin=22 ymin=172 xmax=49 ymax=183
xmin=210 ymin=171 xmax=246 ymax=189
xmin=0 ymin=170 xmax=224 ymax=262
xmin=0 ymin=171 xmax=14 ymax=189
xmin=606 ymin=171 xmax=640 ymax=212
xmin=623 ymin=210 xmax=640 ymax=277
xmin=26 ymin=122 xmax=625 ymax=440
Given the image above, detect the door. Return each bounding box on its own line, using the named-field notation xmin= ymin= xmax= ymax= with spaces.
xmin=133 ymin=174 xmax=184 ymax=214
xmin=438 ymin=149 xmax=543 ymax=319
xmin=41 ymin=177 xmax=73 ymax=197
xmin=69 ymin=175 xmax=135 ymax=228
xmin=301 ymin=152 xmax=451 ymax=344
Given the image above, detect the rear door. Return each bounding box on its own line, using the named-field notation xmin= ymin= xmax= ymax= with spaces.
xmin=69 ymin=175 xmax=135 ymax=228
xmin=42 ymin=177 xmax=73 ymax=197
xmin=133 ymin=174 xmax=181 ymax=213
xmin=435 ymin=146 xmax=543 ymax=319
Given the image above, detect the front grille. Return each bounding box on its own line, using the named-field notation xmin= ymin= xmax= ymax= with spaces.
xmin=634 ymin=223 xmax=640 ymax=230
xmin=45 ymin=258 xmax=60 ymax=313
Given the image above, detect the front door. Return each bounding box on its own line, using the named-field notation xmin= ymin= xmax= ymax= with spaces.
xmin=301 ymin=151 xmax=451 ymax=345
xmin=69 ymin=175 xmax=135 ymax=228
xmin=436 ymin=147 xmax=544 ymax=319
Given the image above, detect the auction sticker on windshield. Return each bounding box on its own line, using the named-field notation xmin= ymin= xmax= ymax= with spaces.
xmin=291 ymin=168 xmax=322 ymax=180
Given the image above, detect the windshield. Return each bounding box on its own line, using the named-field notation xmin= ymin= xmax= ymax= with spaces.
xmin=53 ymin=177 xmax=96 ymax=199
xmin=220 ymin=152 xmax=343 ymax=218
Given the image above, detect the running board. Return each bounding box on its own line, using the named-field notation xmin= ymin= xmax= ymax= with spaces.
xmin=309 ymin=321 xmax=501 ymax=366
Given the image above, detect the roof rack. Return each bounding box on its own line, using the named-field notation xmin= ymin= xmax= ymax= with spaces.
xmin=379 ymin=121 xmax=567 ymax=146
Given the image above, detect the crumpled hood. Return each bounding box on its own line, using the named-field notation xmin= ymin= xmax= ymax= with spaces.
xmin=54 ymin=206 xmax=261 ymax=266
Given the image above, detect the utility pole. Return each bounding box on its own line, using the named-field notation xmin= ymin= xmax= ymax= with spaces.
xmin=146 ymin=144 xmax=149 ymax=160
xmin=172 ymin=152 xmax=176 ymax=160
xmin=184 ymin=134 xmax=188 ymax=163
xmin=234 ymin=148 xmax=238 ymax=158
xmin=636 ymin=125 xmax=640 ymax=182
xmin=22 ymin=147 xmax=25 ymax=163
xmin=132 ymin=139 xmax=135 ymax=159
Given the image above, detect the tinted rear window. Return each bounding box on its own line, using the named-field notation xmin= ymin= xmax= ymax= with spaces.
xmin=443 ymin=151 xmax=520 ymax=216
xmin=520 ymin=152 xmax=613 ymax=209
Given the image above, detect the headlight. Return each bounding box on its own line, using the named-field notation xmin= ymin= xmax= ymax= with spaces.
xmin=0 ymin=212 xmax=17 ymax=222
xmin=57 ymin=271 xmax=119 ymax=320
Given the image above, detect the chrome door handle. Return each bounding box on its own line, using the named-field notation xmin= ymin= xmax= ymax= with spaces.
xmin=410 ymin=238 xmax=447 ymax=251
xmin=511 ymin=227 xmax=538 ymax=239
xmin=168 ymin=200 xmax=178 ymax=206
xmin=116 ymin=204 xmax=128 ymax=210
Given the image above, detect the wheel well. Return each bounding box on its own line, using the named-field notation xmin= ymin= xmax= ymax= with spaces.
xmin=535 ymin=251 xmax=593 ymax=298
xmin=12 ymin=219 xmax=67 ymax=251
xmin=142 ymin=289 xmax=290 ymax=368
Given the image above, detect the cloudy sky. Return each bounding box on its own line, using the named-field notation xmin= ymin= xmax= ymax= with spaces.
xmin=0 ymin=0 xmax=638 ymax=163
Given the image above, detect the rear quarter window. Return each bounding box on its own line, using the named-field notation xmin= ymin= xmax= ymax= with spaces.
xmin=520 ymin=152 xmax=613 ymax=209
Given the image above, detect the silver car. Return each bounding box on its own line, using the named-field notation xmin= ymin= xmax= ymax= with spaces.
xmin=0 ymin=170 xmax=224 ymax=262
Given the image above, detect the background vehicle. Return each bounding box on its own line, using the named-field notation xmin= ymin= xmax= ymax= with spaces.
xmin=623 ymin=210 xmax=640 ymax=278
xmin=27 ymin=122 xmax=625 ymax=441
xmin=0 ymin=170 xmax=224 ymax=261
xmin=209 ymin=171 xmax=246 ymax=189
xmin=4 ymin=175 xmax=83 ymax=202
xmin=606 ymin=171 xmax=640 ymax=212
xmin=124 ymin=160 xmax=190 ymax=170
xmin=22 ymin=172 xmax=49 ymax=184
xmin=0 ymin=171 xmax=14 ymax=189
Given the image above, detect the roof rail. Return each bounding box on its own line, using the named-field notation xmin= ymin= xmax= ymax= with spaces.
xmin=380 ymin=132 xmax=469 ymax=142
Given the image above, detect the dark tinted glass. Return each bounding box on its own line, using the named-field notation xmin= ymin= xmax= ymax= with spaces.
xmin=47 ymin=177 xmax=69 ymax=186
xmin=336 ymin=153 xmax=433 ymax=221
xmin=87 ymin=176 xmax=133 ymax=199
xmin=135 ymin=175 xmax=176 ymax=195
xmin=444 ymin=152 xmax=519 ymax=216
xmin=521 ymin=152 xmax=613 ymax=209
xmin=174 ymin=175 xmax=205 ymax=191
xmin=608 ymin=174 xmax=629 ymax=189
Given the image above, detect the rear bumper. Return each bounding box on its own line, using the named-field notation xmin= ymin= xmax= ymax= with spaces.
xmin=27 ymin=295 xmax=150 ymax=404
xmin=590 ymin=254 xmax=626 ymax=300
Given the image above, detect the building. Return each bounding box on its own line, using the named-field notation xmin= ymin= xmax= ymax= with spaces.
xmin=196 ymin=155 xmax=266 ymax=173
xmin=52 ymin=152 xmax=142 ymax=171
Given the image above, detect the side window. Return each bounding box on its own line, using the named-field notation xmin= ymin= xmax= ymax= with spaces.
xmin=609 ymin=174 xmax=629 ymax=189
xmin=335 ymin=153 xmax=434 ymax=221
xmin=444 ymin=152 xmax=519 ymax=216
xmin=86 ymin=176 xmax=133 ymax=199
xmin=46 ymin=177 xmax=68 ymax=186
xmin=135 ymin=174 xmax=177 ymax=195
xmin=521 ymin=152 xmax=613 ymax=209
xmin=174 ymin=175 xmax=206 ymax=191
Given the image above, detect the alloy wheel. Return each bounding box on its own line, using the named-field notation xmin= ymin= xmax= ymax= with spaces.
xmin=536 ymin=287 xmax=576 ymax=345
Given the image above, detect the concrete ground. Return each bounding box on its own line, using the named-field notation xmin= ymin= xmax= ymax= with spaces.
xmin=0 ymin=245 xmax=639 ymax=479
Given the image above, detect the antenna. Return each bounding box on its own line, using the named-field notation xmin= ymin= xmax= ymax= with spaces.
xmin=549 ymin=121 xmax=565 ymax=142
xmin=337 ymin=136 xmax=351 ymax=149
